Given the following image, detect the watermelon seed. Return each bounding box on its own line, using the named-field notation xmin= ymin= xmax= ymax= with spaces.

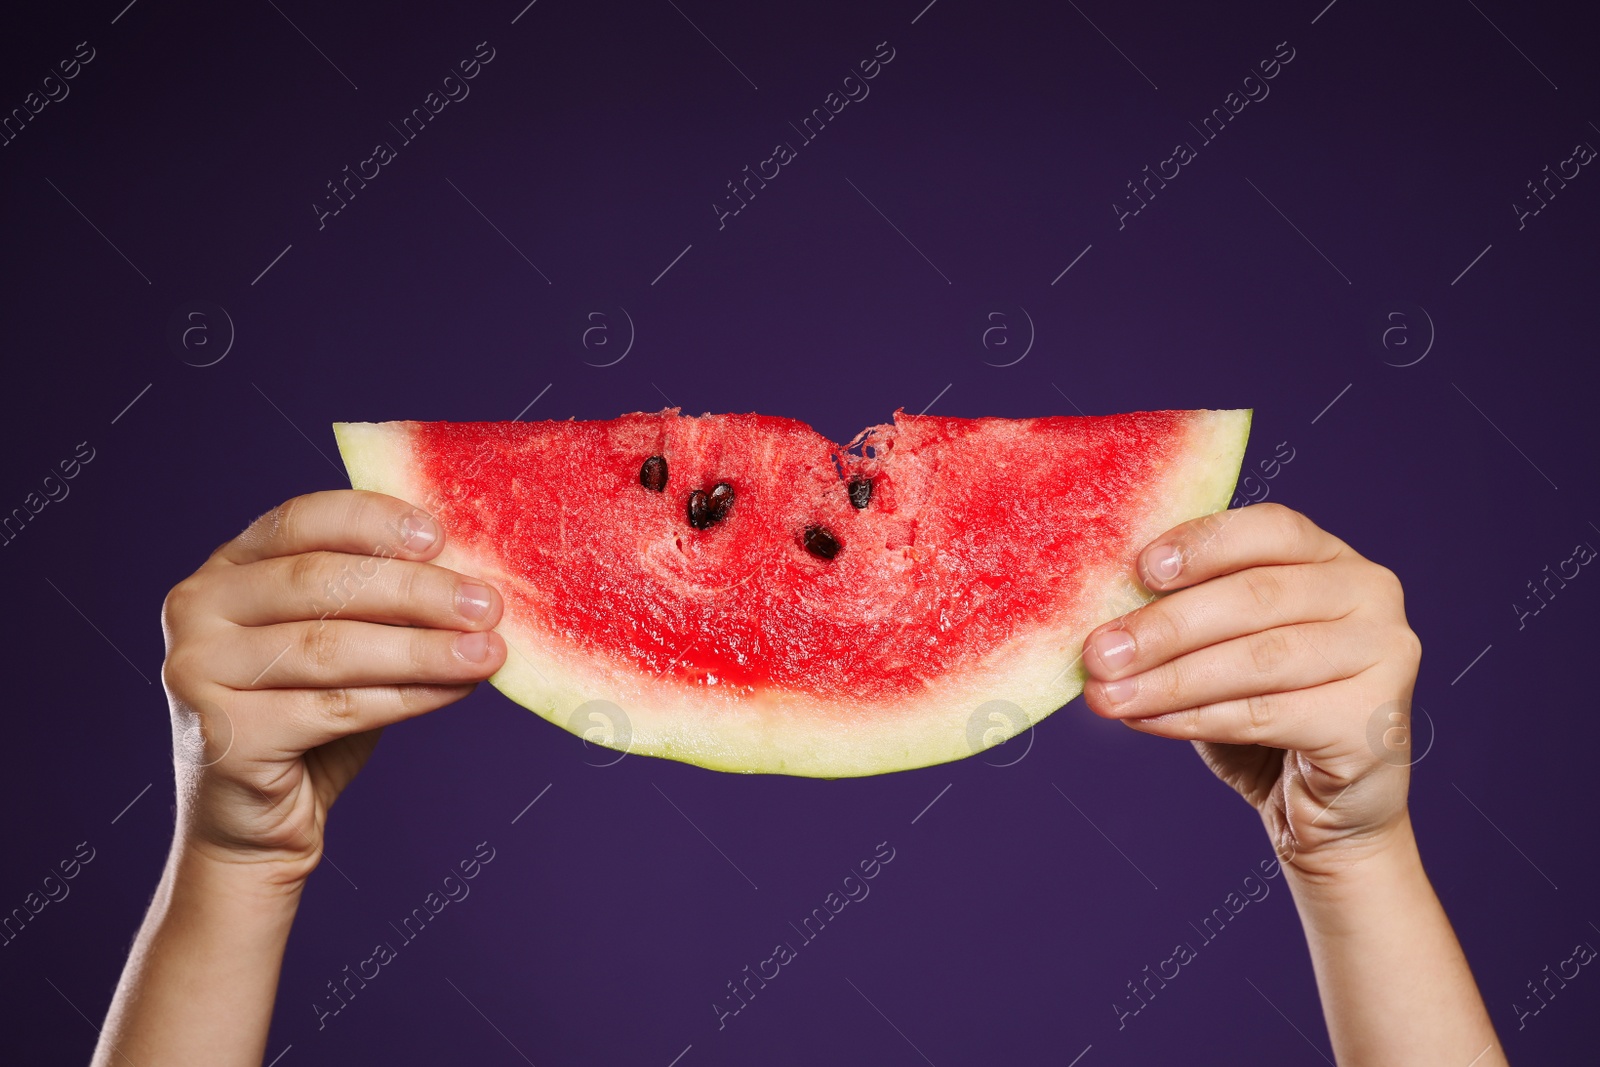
xmin=687 ymin=489 xmax=712 ymax=529
xmin=640 ymin=455 xmax=668 ymax=492
xmin=847 ymin=477 xmax=873 ymax=509
xmin=803 ymin=524 xmax=841 ymax=560
xmin=708 ymin=482 xmax=734 ymax=522
xmin=686 ymin=483 xmax=735 ymax=529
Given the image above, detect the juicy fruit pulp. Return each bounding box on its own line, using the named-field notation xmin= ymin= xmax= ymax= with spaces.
xmin=334 ymin=408 xmax=1250 ymax=777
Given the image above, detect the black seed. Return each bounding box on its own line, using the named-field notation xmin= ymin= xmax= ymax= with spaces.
xmin=640 ymin=455 xmax=668 ymax=492
xmin=687 ymin=489 xmax=712 ymax=529
xmin=708 ymin=482 xmax=734 ymax=523
xmin=803 ymin=524 xmax=841 ymax=561
xmin=847 ymin=477 xmax=873 ymax=509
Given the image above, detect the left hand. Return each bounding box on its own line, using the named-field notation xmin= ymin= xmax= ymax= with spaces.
xmin=1080 ymin=503 xmax=1424 ymax=878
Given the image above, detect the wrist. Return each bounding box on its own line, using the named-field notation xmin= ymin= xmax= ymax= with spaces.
xmin=1291 ymin=808 xmax=1416 ymax=875
xmin=166 ymin=831 xmax=312 ymax=916
xmin=174 ymin=794 xmax=327 ymax=897
xmin=1278 ymin=815 xmax=1433 ymax=935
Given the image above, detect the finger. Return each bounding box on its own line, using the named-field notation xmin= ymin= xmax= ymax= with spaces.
xmin=1082 ymin=558 xmax=1369 ymax=682
xmin=1137 ymin=502 xmax=1349 ymax=594
xmin=1082 ymin=620 xmax=1376 ymax=721
xmin=220 ymin=552 xmax=503 ymax=630
xmin=277 ymin=683 xmax=479 ymax=749
xmin=218 ymin=491 xmax=443 ymax=566
xmin=217 ymin=620 xmax=506 ymax=689
xmin=1117 ymin=679 xmax=1367 ymax=754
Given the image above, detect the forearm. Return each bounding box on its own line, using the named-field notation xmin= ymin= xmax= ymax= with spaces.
xmin=1284 ymin=815 xmax=1504 ymax=1066
xmin=95 ymin=839 xmax=302 ymax=1066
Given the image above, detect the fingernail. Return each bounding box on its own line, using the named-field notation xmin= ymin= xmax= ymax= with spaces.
xmin=455 ymin=630 xmax=491 ymax=663
xmin=403 ymin=515 xmax=441 ymax=550
xmin=457 ymin=583 xmax=493 ymax=621
xmin=1149 ymin=545 xmax=1182 ymax=583
xmin=1090 ymin=630 xmax=1136 ymax=671
xmin=401 ymin=513 xmax=438 ymax=552
xmin=1102 ymin=677 xmax=1138 ymax=705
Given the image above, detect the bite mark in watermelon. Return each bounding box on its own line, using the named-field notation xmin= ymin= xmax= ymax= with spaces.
xmin=333 ymin=408 xmax=1250 ymax=777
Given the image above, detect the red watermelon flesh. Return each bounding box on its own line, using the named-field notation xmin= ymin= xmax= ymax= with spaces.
xmin=334 ymin=408 xmax=1249 ymax=777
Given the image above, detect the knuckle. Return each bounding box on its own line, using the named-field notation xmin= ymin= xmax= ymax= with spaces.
xmin=398 ymin=683 xmax=452 ymax=716
xmin=1397 ymin=625 xmax=1423 ymax=668
xmin=298 ymin=552 xmax=362 ymax=619
xmin=287 ymin=550 xmax=332 ymax=595
xmin=408 ymin=629 xmax=439 ymax=675
xmin=311 ymin=685 xmax=359 ymax=724
xmin=394 ymin=560 xmax=426 ymax=608
xmin=1152 ymin=663 xmax=1186 ymax=707
xmin=1243 ymin=568 xmax=1285 ymax=614
xmin=1260 ymin=502 xmax=1308 ymax=550
xmin=1246 ymin=627 xmax=1292 ymax=675
xmin=1156 ymin=708 xmax=1200 ymax=739
xmin=161 ymin=575 xmax=206 ymax=624
xmin=299 ymin=622 xmax=343 ymax=675
xmin=272 ymin=496 xmax=308 ymax=548
xmin=396 ymin=684 xmax=430 ymax=715
xmin=1141 ymin=604 xmax=1187 ymax=658
xmin=1179 ymin=707 xmax=1212 ymax=739
xmin=347 ymin=492 xmax=386 ymax=547
xmin=1178 ymin=512 xmax=1227 ymax=563
xmin=160 ymin=644 xmax=202 ymax=692
xmin=355 ymin=491 xmax=411 ymax=555
xmin=328 ymin=566 xmax=369 ymax=618
xmin=1244 ymin=692 xmax=1275 ymax=737
xmin=1368 ymin=562 xmax=1405 ymax=601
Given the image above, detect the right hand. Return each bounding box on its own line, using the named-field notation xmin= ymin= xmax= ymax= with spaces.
xmin=160 ymin=490 xmax=507 ymax=888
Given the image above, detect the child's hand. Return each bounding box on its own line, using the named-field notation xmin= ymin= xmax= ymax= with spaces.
xmin=1081 ymin=503 xmax=1422 ymax=877
xmin=160 ymin=490 xmax=507 ymax=888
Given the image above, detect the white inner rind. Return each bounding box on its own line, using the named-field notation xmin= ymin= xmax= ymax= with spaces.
xmin=333 ymin=410 xmax=1251 ymax=778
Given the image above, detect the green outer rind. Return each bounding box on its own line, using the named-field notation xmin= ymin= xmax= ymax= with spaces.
xmin=333 ymin=409 xmax=1252 ymax=778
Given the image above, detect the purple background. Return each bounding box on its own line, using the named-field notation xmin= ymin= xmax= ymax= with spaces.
xmin=3 ymin=0 xmax=1598 ymax=1062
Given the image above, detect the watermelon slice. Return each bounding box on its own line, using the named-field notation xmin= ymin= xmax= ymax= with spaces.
xmin=333 ymin=408 xmax=1249 ymax=777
